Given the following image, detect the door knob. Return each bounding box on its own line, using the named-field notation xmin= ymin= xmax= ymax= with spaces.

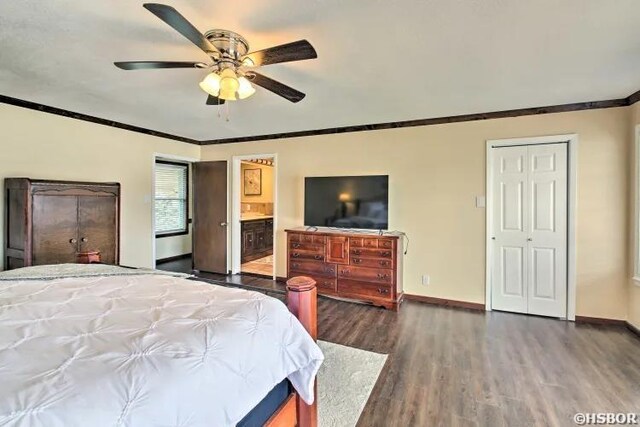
xmin=220 ymin=222 xmax=228 ymax=227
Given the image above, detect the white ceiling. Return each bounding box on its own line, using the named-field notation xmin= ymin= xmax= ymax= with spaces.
xmin=1 ymin=0 xmax=640 ymax=141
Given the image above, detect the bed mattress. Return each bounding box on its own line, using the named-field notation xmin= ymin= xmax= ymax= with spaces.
xmin=0 ymin=265 xmax=323 ymax=426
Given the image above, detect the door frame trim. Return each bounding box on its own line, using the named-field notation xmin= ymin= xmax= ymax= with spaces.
xmin=485 ymin=134 xmax=578 ymax=320
xmin=231 ymin=153 xmax=278 ymax=279
xmin=151 ymin=152 xmax=199 ymax=268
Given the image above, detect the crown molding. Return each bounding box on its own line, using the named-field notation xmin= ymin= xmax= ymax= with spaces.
xmin=2 ymin=89 xmax=640 ymax=146
xmin=200 ymin=98 xmax=629 ymax=145
xmin=0 ymin=94 xmax=199 ymax=145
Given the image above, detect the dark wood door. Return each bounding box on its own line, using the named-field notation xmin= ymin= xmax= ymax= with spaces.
xmin=78 ymin=196 xmax=118 ymax=264
xmin=32 ymin=195 xmax=78 ymax=265
xmin=193 ymin=161 xmax=228 ymax=273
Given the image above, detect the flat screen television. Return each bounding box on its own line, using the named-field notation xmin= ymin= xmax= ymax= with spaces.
xmin=304 ymin=175 xmax=389 ymax=230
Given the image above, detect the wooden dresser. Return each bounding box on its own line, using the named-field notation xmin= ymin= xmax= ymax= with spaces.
xmin=285 ymin=228 xmax=404 ymax=310
xmin=4 ymin=178 xmax=120 ymax=270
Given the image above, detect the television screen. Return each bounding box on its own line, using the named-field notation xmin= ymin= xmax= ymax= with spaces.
xmin=304 ymin=175 xmax=389 ymax=230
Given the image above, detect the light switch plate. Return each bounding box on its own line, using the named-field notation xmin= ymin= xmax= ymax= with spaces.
xmin=475 ymin=196 xmax=486 ymax=208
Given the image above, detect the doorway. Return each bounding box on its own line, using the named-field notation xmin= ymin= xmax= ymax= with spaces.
xmin=485 ymin=135 xmax=577 ymax=320
xmin=231 ymin=154 xmax=277 ymax=279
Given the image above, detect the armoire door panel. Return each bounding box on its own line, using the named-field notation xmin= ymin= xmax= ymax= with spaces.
xmin=32 ymin=195 xmax=78 ymax=265
xmin=78 ymin=196 xmax=118 ymax=264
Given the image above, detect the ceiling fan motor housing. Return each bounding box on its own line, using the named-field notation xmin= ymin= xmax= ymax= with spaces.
xmin=204 ymin=30 xmax=249 ymax=62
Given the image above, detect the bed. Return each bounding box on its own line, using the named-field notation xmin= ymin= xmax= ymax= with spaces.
xmin=0 ymin=264 xmax=323 ymax=426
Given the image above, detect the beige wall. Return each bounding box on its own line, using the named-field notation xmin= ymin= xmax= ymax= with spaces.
xmin=1 ymin=102 xmax=634 ymax=322
xmin=0 ymin=104 xmax=200 ymax=270
xmin=155 ymin=224 xmax=192 ymax=260
xmin=628 ymin=104 xmax=640 ymax=329
xmin=202 ymin=107 xmax=630 ymax=320
xmin=240 ymin=161 xmax=274 ymax=204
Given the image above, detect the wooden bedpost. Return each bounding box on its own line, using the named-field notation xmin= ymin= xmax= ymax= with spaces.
xmin=286 ymin=276 xmax=318 ymax=427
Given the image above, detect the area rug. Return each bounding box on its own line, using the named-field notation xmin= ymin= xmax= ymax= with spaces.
xmin=317 ymin=341 xmax=388 ymax=427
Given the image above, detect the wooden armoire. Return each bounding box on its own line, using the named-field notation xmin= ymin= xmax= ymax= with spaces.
xmin=4 ymin=178 xmax=120 ymax=270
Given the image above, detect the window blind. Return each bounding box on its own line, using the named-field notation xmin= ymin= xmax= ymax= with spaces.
xmin=155 ymin=162 xmax=188 ymax=235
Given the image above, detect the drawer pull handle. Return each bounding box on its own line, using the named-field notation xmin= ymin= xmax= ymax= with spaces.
xmin=69 ymin=238 xmax=77 ymax=244
xmin=353 ymin=258 xmax=362 ymax=264
xmin=377 ymin=273 xmax=389 ymax=279
xmin=292 ymin=243 xmax=300 ymax=248
xmin=381 ymin=251 xmax=391 ymax=257
xmin=379 ymin=261 xmax=389 ymax=266
xmin=81 ymin=237 xmax=88 ymax=243
xmin=353 ymin=250 xmax=361 ymax=255
xmin=292 ymin=253 xmax=300 ymax=258
xmin=377 ymin=288 xmax=389 ymax=294
xmin=325 ymin=267 xmax=334 ymax=273
xmin=341 ymin=270 xmax=349 ymax=275
xmin=292 ymin=263 xmax=299 ymax=268
xmin=314 ymin=255 xmax=323 ymax=260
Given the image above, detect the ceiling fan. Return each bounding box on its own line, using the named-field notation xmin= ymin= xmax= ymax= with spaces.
xmin=114 ymin=3 xmax=317 ymax=105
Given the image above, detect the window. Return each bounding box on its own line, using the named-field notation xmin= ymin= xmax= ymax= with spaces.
xmin=155 ymin=160 xmax=189 ymax=237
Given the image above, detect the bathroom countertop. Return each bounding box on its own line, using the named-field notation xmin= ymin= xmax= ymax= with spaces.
xmin=240 ymin=215 xmax=273 ymax=222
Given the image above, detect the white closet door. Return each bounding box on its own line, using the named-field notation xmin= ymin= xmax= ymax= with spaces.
xmin=491 ymin=143 xmax=568 ymax=318
xmin=491 ymin=146 xmax=529 ymax=314
xmin=526 ymin=144 xmax=567 ymax=317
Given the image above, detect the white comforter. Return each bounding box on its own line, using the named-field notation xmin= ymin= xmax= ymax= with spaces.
xmin=0 ymin=269 xmax=324 ymax=426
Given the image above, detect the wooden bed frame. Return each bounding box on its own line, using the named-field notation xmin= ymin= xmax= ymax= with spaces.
xmin=264 ymin=276 xmax=319 ymax=427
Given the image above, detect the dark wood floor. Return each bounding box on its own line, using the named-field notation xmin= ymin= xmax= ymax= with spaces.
xmin=156 ymin=259 xmax=640 ymax=426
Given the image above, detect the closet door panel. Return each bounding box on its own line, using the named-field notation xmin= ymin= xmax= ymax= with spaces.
xmin=78 ymin=196 xmax=118 ymax=264
xmin=32 ymin=195 xmax=78 ymax=265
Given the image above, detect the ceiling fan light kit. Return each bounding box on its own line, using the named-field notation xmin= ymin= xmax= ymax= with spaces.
xmin=114 ymin=3 xmax=317 ymax=108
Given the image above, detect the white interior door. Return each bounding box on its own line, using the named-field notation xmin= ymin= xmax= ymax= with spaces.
xmin=491 ymin=146 xmax=529 ymax=314
xmin=491 ymin=143 xmax=567 ymax=318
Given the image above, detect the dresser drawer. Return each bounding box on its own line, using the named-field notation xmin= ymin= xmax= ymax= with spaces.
xmin=289 ymin=273 xmax=336 ymax=292
xmin=289 ymin=241 xmax=324 ymax=252
xmin=337 ymin=265 xmax=393 ymax=284
xmin=349 ymin=247 xmax=393 ymax=259
xmin=289 ymin=259 xmax=336 ymax=278
xmin=338 ymin=279 xmax=392 ymax=300
xmin=293 ymin=234 xmax=326 ymax=244
xmin=350 ymin=257 xmax=393 ymax=269
xmin=378 ymin=239 xmax=394 ymax=249
xmin=290 ymin=249 xmax=325 ymax=261
xmin=349 ymin=237 xmax=379 ymax=248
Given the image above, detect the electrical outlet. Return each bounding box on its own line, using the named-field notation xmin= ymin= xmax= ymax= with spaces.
xmin=422 ymin=275 xmax=430 ymax=286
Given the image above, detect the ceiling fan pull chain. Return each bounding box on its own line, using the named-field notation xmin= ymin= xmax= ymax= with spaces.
xmin=225 ymin=102 xmax=230 ymax=122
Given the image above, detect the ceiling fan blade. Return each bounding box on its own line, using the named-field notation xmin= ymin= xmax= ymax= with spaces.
xmin=242 ymin=40 xmax=317 ymax=67
xmin=143 ymin=3 xmax=220 ymax=56
xmin=114 ymin=61 xmax=206 ymax=70
xmin=247 ymin=72 xmax=305 ymax=103
xmin=206 ymin=95 xmax=225 ymax=105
